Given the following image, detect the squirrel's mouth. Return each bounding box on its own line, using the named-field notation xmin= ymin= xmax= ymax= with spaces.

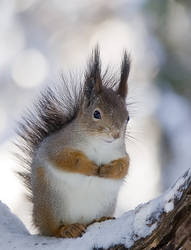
xmin=103 ymin=139 xmax=114 ymax=143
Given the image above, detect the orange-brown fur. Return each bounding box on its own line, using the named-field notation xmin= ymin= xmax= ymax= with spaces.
xmin=99 ymin=156 xmax=129 ymax=179
xmin=49 ymin=148 xmax=129 ymax=179
xmin=54 ymin=223 xmax=86 ymax=238
xmin=49 ymin=148 xmax=99 ymax=176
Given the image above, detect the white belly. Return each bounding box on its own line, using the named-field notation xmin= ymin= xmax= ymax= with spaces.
xmin=46 ymin=163 xmax=122 ymax=224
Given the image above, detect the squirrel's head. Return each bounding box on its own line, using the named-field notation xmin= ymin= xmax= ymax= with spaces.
xmin=77 ymin=48 xmax=130 ymax=143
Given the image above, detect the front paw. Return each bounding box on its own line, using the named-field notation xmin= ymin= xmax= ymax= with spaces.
xmin=75 ymin=158 xmax=99 ymax=176
xmin=99 ymin=156 xmax=129 ymax=179
xmin=99 ymin=164 xmax=120 ymax=178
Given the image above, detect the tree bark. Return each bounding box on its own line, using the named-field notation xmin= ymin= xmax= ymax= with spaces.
xmin=105 ymin=169 xmax=191 ymax=250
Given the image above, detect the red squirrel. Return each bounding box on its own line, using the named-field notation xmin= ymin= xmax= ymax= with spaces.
xmin=16 ymin=47 xmax=131 ymax=238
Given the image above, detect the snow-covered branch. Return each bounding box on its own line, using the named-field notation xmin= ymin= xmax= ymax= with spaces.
xmin=0 ymin=168 xmax=190 ymax=250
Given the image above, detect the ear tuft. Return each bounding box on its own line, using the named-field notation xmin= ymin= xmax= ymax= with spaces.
xmin=117 ymin=51 xmax=131 ymax=99
xmin=84 ymin=46 xmax=102 ymax=99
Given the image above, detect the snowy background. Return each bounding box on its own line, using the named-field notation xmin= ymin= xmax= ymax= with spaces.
xmin=0 ymin=0 xmax=191 ymax=235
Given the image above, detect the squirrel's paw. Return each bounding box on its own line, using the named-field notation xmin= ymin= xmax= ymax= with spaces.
xmin=56 ymin=223 xmax=86 ymax=238
xmin=99 ymin=156 xmax=129 ymax=179
xmin=75 ymin=157 xmax=99 ymax=176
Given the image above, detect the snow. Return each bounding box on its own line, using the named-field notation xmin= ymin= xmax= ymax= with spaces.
xmin=164 ymin=202 xmax=174 ymax=213
xmin=0 ymin=168 xmax=190 ymax=250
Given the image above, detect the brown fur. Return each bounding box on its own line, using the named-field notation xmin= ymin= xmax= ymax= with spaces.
xmin=49 ymin=148 xmax=129 ymax=179
xmin=49 ymin=148 xmax=99 ymax=176
xmin=32 ymin=167 xmax=59 ymax=236
xmin=99 ymin=155 xmax=130 ymax=179
xmin=54 ymin=223 xmax=86 ymax=238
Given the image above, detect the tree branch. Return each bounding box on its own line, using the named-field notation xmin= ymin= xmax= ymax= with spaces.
xmin=106 ymin=169 xmax=191 ymax=250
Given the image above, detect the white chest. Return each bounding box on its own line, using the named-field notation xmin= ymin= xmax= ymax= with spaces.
xmin=46 ymin=163 xmax=122 ymax=224
xmin=75 ymin=137 xmax=126 ymax=165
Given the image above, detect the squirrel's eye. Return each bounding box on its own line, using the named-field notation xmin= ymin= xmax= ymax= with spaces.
xmin=93 ymin=110 xmax=101 ymax=119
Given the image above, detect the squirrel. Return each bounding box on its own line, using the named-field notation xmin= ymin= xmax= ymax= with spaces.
xmin=16 ymin=47 xmax=131 ymax=238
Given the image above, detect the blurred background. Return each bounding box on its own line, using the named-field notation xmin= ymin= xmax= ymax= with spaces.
xmin=0 ymin=0 xmax=191 ymax=233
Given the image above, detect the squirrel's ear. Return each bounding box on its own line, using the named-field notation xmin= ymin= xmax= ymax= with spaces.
xmin=84 ymin=46 xmax=102 ymax=102
xmin=117 ymin=51 xmax=131 ymax=99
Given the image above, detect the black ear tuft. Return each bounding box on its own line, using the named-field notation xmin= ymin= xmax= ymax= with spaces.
xmin=84 ymin=46 xmax=102 ymax=100
xmin=117 ymin=51 xmax=131 ymax=99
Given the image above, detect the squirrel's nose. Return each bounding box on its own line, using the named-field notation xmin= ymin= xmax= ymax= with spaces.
xmin=111 ymin=130 xmax=120 ymax=139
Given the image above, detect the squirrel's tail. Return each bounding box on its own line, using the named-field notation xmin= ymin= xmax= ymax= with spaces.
xmin=15 ymin=77 xmax=83 ymax=199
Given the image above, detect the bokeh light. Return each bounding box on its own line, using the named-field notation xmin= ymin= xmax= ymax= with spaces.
xmin=11 ymin=49 xmax=48 ymax=88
